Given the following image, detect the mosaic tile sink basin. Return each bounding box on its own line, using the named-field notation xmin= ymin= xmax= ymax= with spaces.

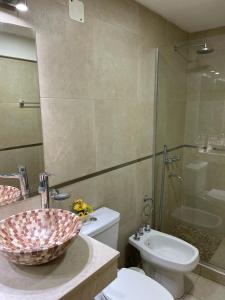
xmin=0 ymin=209 xmax=82 ymax=265
xmin=0 ymin=185 xmax=21 ymax=207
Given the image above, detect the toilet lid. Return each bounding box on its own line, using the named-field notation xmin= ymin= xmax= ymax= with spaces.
xmin=102 ymin=268 xmax=174 ymax=300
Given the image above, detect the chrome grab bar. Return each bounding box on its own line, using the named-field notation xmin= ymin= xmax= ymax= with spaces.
xmin=19 ymin=100 xmax=40 ymax=108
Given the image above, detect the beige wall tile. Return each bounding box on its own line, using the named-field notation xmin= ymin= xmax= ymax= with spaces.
xmin=51 ymin=177 xmax=99 ymax=212
xmin=0 ymin=103 xmax=42 ymax=148
xmin=136 ymin=101 xmax=154 ymax=157
xmin=0 ymin=58 xmax=39 ymax=103
xmin=137 ymin=47 xmax=156 ymax=104
xmin=41 ymin=98 xmax=96 ymax=186
xmin=96 ymin=165 xmax=137 ymax=225
xmin=0 ymin=57 xmax=42 ymax=148
xmin=88 ymin=18 xmax=138 ymax=100
xmin=95 ymin=164 xmax=139 ymax=266
xmin=95 ymin=99 xmax=138 ymax=170
xmin=35 ymin=6 xmax=93 ymax=99
xmin=92 ymin=0 xmax=139 ymax=34
xmin=138 ymin=6 xmax=168 ymax=47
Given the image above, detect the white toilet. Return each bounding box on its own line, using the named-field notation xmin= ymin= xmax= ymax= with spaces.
xmin=81 ymin=207 xmax=174 ymax=300
xmin=129 ymin=229 xmax=199 ymax=299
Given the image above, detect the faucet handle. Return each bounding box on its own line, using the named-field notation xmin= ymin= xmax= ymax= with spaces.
xmin=139 ymin=227 xmax=144 ymax=236
xmin=39 ymin=172 xmax=52 ymax=183
xmin=50 ymin=188 xmax=71 ymax=201
xmin=134 ymin=232 xmax=140 ymax=241
xmin=144 ymin=224 xmax=151 ymax=232
xmin=143 ymin=195 xmax=153 ymax=203
xmin=18 ymin=165 xmax=30 ymax=197
xmin=39 ymin=172 xmax=51 ymax=180
xmin=38 ymin=172 xmax=52 ymax=209
xmin=38 ymin=172 xmax=51 ymax=193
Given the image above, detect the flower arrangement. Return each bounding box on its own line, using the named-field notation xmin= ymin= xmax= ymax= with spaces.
xmin=72 ymin=198 xmax=93 ymax=221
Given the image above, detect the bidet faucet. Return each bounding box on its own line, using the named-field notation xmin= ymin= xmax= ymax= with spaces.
xmin=139 ymin=227 xmax=144 ymax=236
xmin=169 ymin=173 xmax=184 ymax=182
xmin=0 ymin=165 xmax=29 ymax=199
xmin=134 ymin=232 xmax=140 ymax=241
xmin=144 ymin=224 xmax=151 ymax=232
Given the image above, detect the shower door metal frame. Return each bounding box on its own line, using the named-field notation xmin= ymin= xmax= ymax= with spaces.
xmin=152 ymin=47 xmax=160 ymax=230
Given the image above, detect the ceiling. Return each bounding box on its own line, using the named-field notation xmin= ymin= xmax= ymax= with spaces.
xmin=135 ymin=0 xmax=225 ymax=33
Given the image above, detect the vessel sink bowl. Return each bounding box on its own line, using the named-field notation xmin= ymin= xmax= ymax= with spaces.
xmin=0 ymin=185 xmax=21 ymax=207
xmin=0 ymin=209 xmax=82 ymax=265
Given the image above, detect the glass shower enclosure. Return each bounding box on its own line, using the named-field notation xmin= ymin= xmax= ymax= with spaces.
xmin=154 ymin=34 xmax=225 ymax=272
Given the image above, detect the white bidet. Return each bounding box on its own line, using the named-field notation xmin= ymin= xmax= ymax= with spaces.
xmin=129 ymin=229 xmax=199 ymax=299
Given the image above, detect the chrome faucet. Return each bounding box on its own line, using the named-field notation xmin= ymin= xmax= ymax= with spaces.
xmin=169 ymin=173 xmax=184 ymax=182
xmin=38 ymin=172 xmax=50 ymax=209
xmin=0 ymin=165 xmax=29 ymax=199
xmin=38 ymin=173 xmax=71 ymax=209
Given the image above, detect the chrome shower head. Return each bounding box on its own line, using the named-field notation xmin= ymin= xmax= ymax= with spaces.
xmin=197 ymin=43 xmax=214 ymax=54
xmin=174 ymin=41 xmax=214 ymax=62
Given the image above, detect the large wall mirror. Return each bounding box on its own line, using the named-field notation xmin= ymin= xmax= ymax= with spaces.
xmin=0 ymin=22 xmax=44 ymax=207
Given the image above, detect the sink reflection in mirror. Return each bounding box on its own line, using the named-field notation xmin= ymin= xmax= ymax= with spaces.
xmin=0 ymin=185 xmax=21 ymax=207
xmin=0 ymin=22 xmax=44 ymax=207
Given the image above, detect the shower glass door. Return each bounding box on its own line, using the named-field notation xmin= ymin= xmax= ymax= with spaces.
xmin=154 ymin=37 xmax=225 ymax=271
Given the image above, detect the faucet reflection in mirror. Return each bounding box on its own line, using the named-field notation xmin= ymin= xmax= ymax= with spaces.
xmin=0 ymin=165 xmax=29 ymax=206
xmin=0 ymin=165 xmax=29 ymax=198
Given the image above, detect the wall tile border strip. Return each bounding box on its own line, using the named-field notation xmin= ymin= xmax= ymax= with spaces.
xmin=0 ymin=143 xmax=43 ymax=152
xmin=53 ymin=154 xmax=153 ymax=189
xmin=53 ymin=144 xmax=194 ymax=189
xmin=155 ymin=144 xmax=185 ymax=156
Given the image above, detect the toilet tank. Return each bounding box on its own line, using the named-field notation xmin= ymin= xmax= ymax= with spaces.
xmin=80 ymin=207 xmax=120 ymax=250
xmin=183 ymin=160 xmax=208 ymax=195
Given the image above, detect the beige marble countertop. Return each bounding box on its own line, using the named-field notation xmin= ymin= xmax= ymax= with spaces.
xmin=0 ymin=234 xmax=119 ymax=300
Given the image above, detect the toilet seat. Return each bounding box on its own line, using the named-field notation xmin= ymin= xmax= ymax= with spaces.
xmin=102 ymin=268 xmax=174 ymax=300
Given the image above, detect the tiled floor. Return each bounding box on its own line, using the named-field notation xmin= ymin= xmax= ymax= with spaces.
xmin=181 ymin=272 xmax=225 ymax=300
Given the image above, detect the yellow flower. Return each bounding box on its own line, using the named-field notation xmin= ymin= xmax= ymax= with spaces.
xmin=73 ymin=198 xmax=93 ymax=216
xmin=73 ymin=198 xmax=87 ymax=212
xmin=74 ymin=203 xmax=82 ymax=212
